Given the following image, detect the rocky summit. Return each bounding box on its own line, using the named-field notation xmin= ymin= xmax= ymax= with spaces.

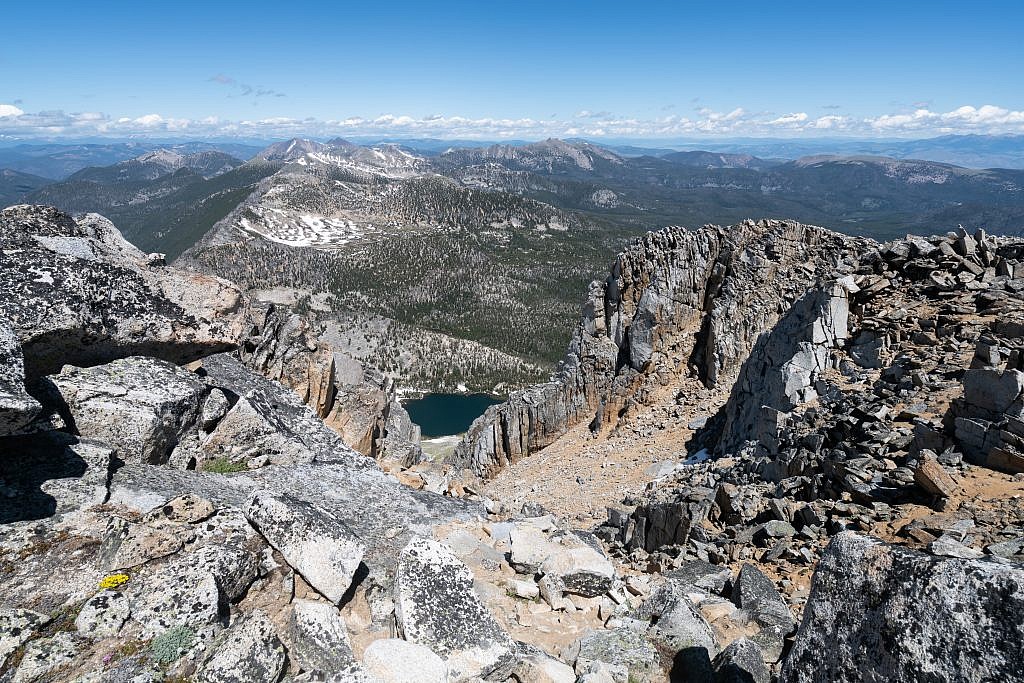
xmin=0 ymin=204 xmax=1022 ymax=683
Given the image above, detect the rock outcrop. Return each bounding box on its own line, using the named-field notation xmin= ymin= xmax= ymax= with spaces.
xmin=453 ymin=220 xmax=866 ymax=477
xmin=0 ymin=205 xmax=244 ymax=379
xmin=781 ymin=532 xmax=1024 ymax=683
xmin=238 ymin=303 xmax=422 ymax=465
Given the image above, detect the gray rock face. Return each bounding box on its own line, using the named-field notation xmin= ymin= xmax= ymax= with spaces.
xmin=198 ymin=353 xmax=375 ymax=470
xmin=244 ymin=490 xmax=366 ymax=604
xmin=453 ymin=220 xmax=865 ymax=477
xmin=44 ymin=356 xmax=206 ymax=465
xmin=962 ymin=367 xmax=1024 ymax=415
xmin=238 ymin=304 xmax=421 ymax=464
xmin=0 ymin=205 xmax=244 ymax=379
xmin=0 ymin=321 xmax=40 ymax=435
xmin=197 ymin=610 xmax=286 ymax=683
xmin=394 ymin=537 xmax=514 ymax=681
xmin=719 ymin=280 xmax=853 ymax=453
xmin=781 ymin=532 xmax=1024 ymax=683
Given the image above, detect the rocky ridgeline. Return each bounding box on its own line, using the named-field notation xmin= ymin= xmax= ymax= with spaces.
xmin=0 ymin=204 xmax=1022 ymax=683
xmin=452 ymin=220 xmax=870 ymax=477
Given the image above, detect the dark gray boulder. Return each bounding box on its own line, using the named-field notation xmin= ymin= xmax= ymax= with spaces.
xmin=733 ymin=564 xmax=796 ymax=663
xmin=713 ymin=637 xmax=770 ymax=683
xmin=781 ymin=532 xmax=1024 ymax=683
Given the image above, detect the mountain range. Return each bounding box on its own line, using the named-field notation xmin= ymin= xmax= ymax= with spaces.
xmin=4 ymin=136 xmax=1024 ymax=394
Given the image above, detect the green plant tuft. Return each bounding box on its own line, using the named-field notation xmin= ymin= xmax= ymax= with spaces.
xmin=201 ymin=457 xmax=248 ymax=474
xmin=150 ymin=626 xmax=196 ymax=664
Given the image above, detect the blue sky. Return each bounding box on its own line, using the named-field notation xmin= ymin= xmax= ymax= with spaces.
xmin=1 ymin=0 xmax=1022 ymax=140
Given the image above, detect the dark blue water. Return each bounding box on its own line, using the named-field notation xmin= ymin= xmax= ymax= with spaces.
xmin=403 ymin=393 xmax=503 ymax=438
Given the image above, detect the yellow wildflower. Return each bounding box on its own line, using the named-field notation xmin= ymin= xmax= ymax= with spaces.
xmin=98 ymin=573 xmax=130 ymax=590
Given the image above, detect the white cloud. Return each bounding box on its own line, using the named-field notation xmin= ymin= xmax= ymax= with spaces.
xmin=769 ymin=112 xmax=809 ymax=125
xmin=0 ymin=103 xmax=1023 ymax=140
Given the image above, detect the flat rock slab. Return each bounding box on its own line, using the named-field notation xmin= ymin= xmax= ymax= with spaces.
xmin=781 ymin=532 xmax=1024 ymax=683
xmin=362 ymin=637 xmax=449 ymax=683
xmin=0 ymin=431 xmax=112 ymax=524
xmin=244 ymin=490 xmax=365 ymax=604
xmin=109 ymin=458 xmax=481 ymax=577
xmin=394 ymin=537 xmax=514 ymax=681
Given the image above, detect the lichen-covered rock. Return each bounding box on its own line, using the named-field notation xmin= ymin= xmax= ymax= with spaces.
xmin=394 ymin=537 xmax=514 ymax=681
xmin=781 ymin=532 xmax=1024 ymax=683
xmin=290 ymin=599 xmax=357 ymax=673
xmin=0 ymin=320 xmax=40 ymax=436
xmin=362 ymin=637 xmax=448 ymax=683
xmin=13 ymin=631 xmax=83 ymax=683
xmin=43 ymin=356 xmax=206 ymax=465
xmin=75 ymin=589 xmax=130 ymax=638
xmin=129 ymin=564 xmax=221 ymax=638
xmin=0 ymin=205 xmax=244 ymax=380
xmin=0 ymin=608 xmax=50 ymax=667
xmin=244 ymin=489 xmax=365 ymax=604
xmin=197 ymin=610 xmax=286 ymax=683
xmin=569 ymin=627 xmax=661 ymax=682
